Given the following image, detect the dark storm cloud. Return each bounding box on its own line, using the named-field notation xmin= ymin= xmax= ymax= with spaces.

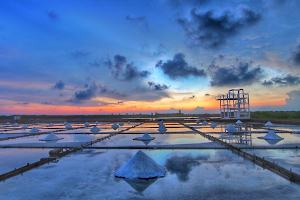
xmin=46 ymin=11 xmax=58 ymax=21
xmin=148 ymin=81 xmax=169 ymax=90
xmin=289 ymin=42 xmax=300 ymax=68
xmin=177 ymin=8 xmax=261 ymax=48
xmin=262 ymin=74 xmax=300 ymax=87
xmin=209 ymin=61 xmax=262 ymax=87
xmin=69 ymin=83 xmax=98 ymax=102
xmin=106 ymin=54 xmax=151 ymax=81
xmin=164 ymin=154 xmax=208 ymax=182
xmin=156 ymin=53 xmax=206 ymax=79
xmin=52 ymin=80 xmax=65 ymax=90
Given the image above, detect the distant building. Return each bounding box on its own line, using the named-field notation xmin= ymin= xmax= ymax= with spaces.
xmin=215 ymin=89 xmax=250 ymax=119
xmin=14 ymin=115 xmax=21 ymax=120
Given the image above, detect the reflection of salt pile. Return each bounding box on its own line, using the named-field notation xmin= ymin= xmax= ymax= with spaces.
xmin=257 ymin=130 xmax=284 ymax=140
xmin=39 ymin=132 xmax=63 ymax=141
xmin=202 ymin=120 xmax=208 ymax=125
xmin=265 ymin=121 xmax=273 ymax=127
xmin=12 ymin=123 xmax=19 ymax=127
xmin=210 ymin=122 xmax=217 ymax=129
xmin=22 ymin=124 xmax=28 ymax=129
xmin=95 ymin=121 xmax=99 ymax=125
xmin=90 ymin=125 xmax=100 ymax=133
xmin=236 ymin=120 xmax=243 ymax=125
xmin=225 ymin=124 xmax=237 ymax=132
xmin=6 ymin=122 xmax=10 ymax=125
xmin=133 ymin=133 xmax=155 ymax=141
xmin=158 ymin=123 xmax=167 ymax=132
xmin=128 ymin=121 xmax=131 ymax=124
xmin=119 ymin=122 xmax=124 ymax=127
xmin=115 ymin=150 xmax=166 ymax=179
xmin=30 ymin=127 xmax=39 ymax=133
xmin=49 ymin=123 xmax=54 ymax=127
xmin=124 ymin=178 xmax=157 ymax=193
xmin=112 ymin=123 xmax=119 ymax=130
xmin=66 ymin=124 xmax=72 ymax=129
xmin=196 ymin=119 xmax=200 ymax=124
xmin=85 ymin=122 xmax=90 ymax=127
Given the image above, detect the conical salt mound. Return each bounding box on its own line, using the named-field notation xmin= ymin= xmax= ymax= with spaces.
xmin=265 ymin=121 xmax=273 ymax=126
xmin=158 ymin=124 xmax=167 ymax=132
xmin=128 ymin=121 xmax=131 ymax=124
xmin=49 ymin=123 xmax=54 ymax=127
xmin=226 ymin=124 xmax=237 ymax=132
xmin=63 ymin=121 xmax=67 ymax=125
xmin=134 ymin=133 xmax=155 ymax=141
xmin=196 ymin=119 xmax=200 ymax=124
xmin=236 ymin=120 xmax=243 ymax=124
xmin=210 ymin=122 xmax=217 ymax=129
xmin=66 ymin=124 xmax=72 ymax=129
xmin=12 ymin=123 xmax=19 ymax=127
xmin=257 ymin=130 xmax=284 ymax=140
xmin=30 ymin=127 xmax=39 ymax=133
xmin=119 ymin=122 xmax=124 ymax=127
xmin=22 ymin=124 xmax=28 ymax=129
xmin=157 ymin=120 xmax=164 ymax=125
xmin=112 ymin=123 xmax=119 ymax=130
xmin=115 ymin=150 xmax=166 ymax=179
xmin=202 ymin=120 xmax=208 ymax=125
xmin=6 ymin=122 xmax=10 ymax=125
xmin=95 ymin=121 xmax=99 ymax=124
xmin=39 ymin=132 xmax=63 ymax=141
xmin=90 ymin=125 xmax=100 ymax=133
xmin=84 ymin=122 xmax=90 ymax=127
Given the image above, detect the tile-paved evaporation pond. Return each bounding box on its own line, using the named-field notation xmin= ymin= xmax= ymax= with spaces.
xmin=0 ymin=150 xmax=299 ymax=200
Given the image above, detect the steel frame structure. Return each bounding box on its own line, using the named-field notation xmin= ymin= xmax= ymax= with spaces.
xmin=215 ymin=89 xmax=250 ymax=119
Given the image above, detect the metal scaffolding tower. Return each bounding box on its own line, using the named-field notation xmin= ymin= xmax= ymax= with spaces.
xmin=215 ymin=89 xmax=250 ymax=119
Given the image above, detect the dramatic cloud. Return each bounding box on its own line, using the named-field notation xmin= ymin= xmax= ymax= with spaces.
xmin=46 ymin=11 xmax=58 ymax=21
xmin=177 ymin=7 xmax=261 ymax=48
xmin=106 ymin=54 xmax=151 ymax=81
xmin=52 ymin=80 xmax=65 ymax=90
xmin=41 ymin=101 xmax=53 ymax=105
xmin=262 ymin=74 xmax=300 ymax=87
xmin=165 ymin=154 xmax=208 ymax=182
xmin=288 ymin=39 xmax=300 ymax=68
xmin=148 ymin=81 xmax=169 ymax=90
xmin=156 ymin=53 xmax=206 ymax=79
xmin=209 ymin=61 xmax=262 ymax=87
xmin=69 ymin=84 xmax=98 ymax=102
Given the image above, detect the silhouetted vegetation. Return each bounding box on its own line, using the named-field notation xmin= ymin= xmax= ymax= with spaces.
xmin=251 ymin=111 xmax=300 ymax=121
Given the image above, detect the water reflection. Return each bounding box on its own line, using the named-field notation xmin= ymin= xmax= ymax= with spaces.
xmin=124 ymin=178 xmax=157 ymax=195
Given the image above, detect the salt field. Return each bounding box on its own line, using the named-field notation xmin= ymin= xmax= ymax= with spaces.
xmin=1 ymin=120 xmax=300 ymax=199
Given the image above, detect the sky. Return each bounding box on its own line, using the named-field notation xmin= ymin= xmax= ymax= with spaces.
xmin=1 ymin=0 xmax=300 ymax=115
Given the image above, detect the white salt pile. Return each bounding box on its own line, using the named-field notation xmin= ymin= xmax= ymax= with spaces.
xmin=236 ymin=120 xmax=243 ymax=125
xmin=158 ymin=124 xmax=167 ymax=132
xmin=257 ymin=130 xmax=284 ymax=140
xmin=112 ymin=123 xmax=119 ymax=130
xmin=49 ymin=123 xmax=54 ymax=127
xmin=119 ymin=122 xmax=124 ymax=127
xmin=202 ymin=120 xmax=208 ymax=125
xmin=85 ymin=122 xmax=90 ymax=127
xmin=115 ymin=150 xmax=166 ymax=179
xmin=133 ymin=133 xmax=155 ymax=141
xmin=22 ymin=124 xmax=28 ymax=129
xmin=66 ymin=124 xmax=72 ymax=129
xmin=39 ymin=132 xmax=63 ymax=141
xmin=225 ymin=124 xmax=237 ymax=132
xmin=157 ymin=120 xmax=164 ymax=125
xmin=95 ymin=121 xmax=99 ymax=125
xmin=6 ymin=122 xmax=10 ymax=125
xmin=128 ymin=121 xmax=131 ymax=124
xmin=12 ymin=123 xmax=19 ymax=127
xmin=196 ymin=119 xmax=200 ymax=124
xmin=63 ymin=121 xmax=68 ymax=125
xmin=210 ymin=122 xmax=217 ymax=129
xmin=90 ymin=125 xmax=100 ymax=133
xmin=265 ymin=121 xmax=273 ymax=127
xmin=30 ymin=127 xmax=39 ymax=133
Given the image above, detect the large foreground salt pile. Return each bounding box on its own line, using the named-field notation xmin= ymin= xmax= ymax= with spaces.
xmin=39 ymin=132 xmax=63 ymax=141
xmin=257 ymin=130 xmax=284 ymax=140
xmin=115 ymin=150 xmax=166 ymax=179
xmin=226 ymin=124 xmax=237 ymax=132
xmin=30 ymin=127 xmax=39 ymax=133
xmin=133 ymin=133 xmax=155 ymax=141
xmin=90 ymin=125 xmax=100 ymax=133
